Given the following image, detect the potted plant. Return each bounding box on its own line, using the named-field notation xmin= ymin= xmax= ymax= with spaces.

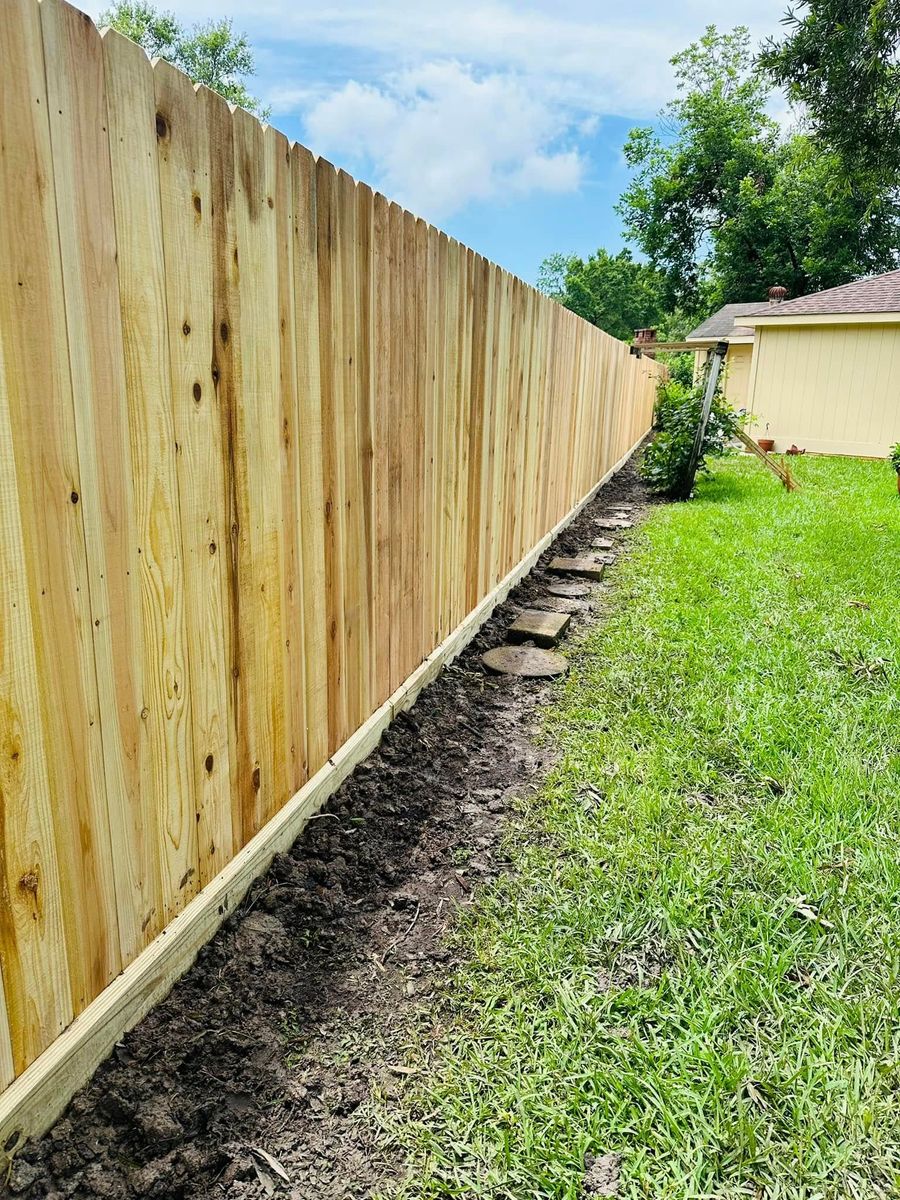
xmin=890 ymin=443 xmax=900 ymax=493
xmin=757 ymin=422 xmax=774 ymax=454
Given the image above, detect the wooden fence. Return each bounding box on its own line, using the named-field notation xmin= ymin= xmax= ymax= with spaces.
xmin=0 ymin=0 xmax=661 ymax=1133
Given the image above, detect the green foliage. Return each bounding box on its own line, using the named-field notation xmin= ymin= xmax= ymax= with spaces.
xmin=661 ymin=351 xmax=695 ymax=388
xmin=639 ymin=375 xmax=739 ymax=496
xmin=759 ymin=0 xmax=900 ymax=190
xmin=889 ymin=443 xmax=900 ymax=474
xmin=618 ymin=26 xmax=900 ymax=312
xmin=99 ymin=0 xmax=269 ymax=117
xmin=536 ymin=248 xmax=665 ymax=342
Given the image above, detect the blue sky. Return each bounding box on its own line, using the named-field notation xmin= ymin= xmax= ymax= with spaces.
xmin=96 ymin=0 xmax=789 ymax=283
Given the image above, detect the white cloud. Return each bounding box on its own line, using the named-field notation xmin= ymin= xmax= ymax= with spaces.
xmin=145 ymin=0 xmax=788 ymax=118
xmin=86 ymin=0 xmax=792 ymax=222
xmin=304 ymin=61 xmax=586 ymax=219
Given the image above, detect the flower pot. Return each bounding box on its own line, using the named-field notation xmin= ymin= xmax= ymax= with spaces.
xmin=758 ymin=438 xmax=775 ymax=453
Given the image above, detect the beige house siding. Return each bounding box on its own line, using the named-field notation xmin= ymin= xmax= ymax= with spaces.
xmin=722 ymin=343 xmax=753 ymax=411
xmin=748 ymin=323 xmax=900 ymax=456
xmin=692 ymin=343 xmax=754 ymax=411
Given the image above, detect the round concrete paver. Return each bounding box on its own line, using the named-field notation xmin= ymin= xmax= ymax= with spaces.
xmin=482 ymin=645 xmax=569 ymax=677
xmin=547 ymin=581 xmax=591 ymax=598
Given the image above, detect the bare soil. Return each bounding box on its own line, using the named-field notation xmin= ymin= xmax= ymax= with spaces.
xmin=5 ymin=457 xmax=653 ymax=1200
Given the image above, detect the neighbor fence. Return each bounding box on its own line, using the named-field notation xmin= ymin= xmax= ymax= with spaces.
xmin=0 ymin=0 xmax=662 ymax=1140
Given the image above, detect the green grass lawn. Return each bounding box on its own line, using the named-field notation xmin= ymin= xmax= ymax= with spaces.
xmin=385 ymin=455 xmax=900 ymax=1200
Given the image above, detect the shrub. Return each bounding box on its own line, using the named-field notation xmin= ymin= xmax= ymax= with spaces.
xmin=640 ymin=377 xmax=740 ymax=497
xmin=889 ymin=443 xmax=900 ymax=474
xmin=660 ymin=351 xmax=695 ymax=388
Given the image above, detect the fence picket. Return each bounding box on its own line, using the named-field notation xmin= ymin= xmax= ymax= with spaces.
xmin=0 ymin=0 xmax=106 ymax=1060
xmin=371 ymin=192 xmax=392 ymax=706
xmin=39 ymin=0 xmax=128 ymax=1000
xmin=291 ymin=144 xmax=328 ymax=776
xmin=154 ymin=62 xmax=235 ymax=889
xmin=103 ymin=31 xmax=197 ymax=934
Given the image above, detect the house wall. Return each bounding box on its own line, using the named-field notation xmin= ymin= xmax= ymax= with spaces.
xmin=748 ymin=323 xmax=900 ymax=456
xmin=722 ymin=344 xmax=753 ymax=411
xmin=692 ymin=344 xmax=754 ymax=412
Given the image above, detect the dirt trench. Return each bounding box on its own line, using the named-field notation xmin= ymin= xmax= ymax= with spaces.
xmin=5 ymin=456 xmax=654 ymax=1200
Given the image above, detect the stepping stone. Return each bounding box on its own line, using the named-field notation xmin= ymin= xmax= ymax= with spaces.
xmin=588 ymin=551 xmax=617 ymax=565
xmin=592 ymin=537 xmax=615 ymax=550
xmin=548 ymin=556 xmax=605 ymax=582
xmin=482 ymin=645 xmax=568 ymax=678
xmin=595 ymin=517 xmax=632 ymax=530
xmin=532 ymin=595 xmax=586 ymax=615
xmin=507 ymin=608 xmax=571 ymax=648
xmin=547 ymin=581 xmax=591 ymax=598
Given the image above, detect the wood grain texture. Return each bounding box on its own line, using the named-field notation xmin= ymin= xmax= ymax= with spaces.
xmin=316 ymin=157 xmax=348 ymax=755
xmin=268 ymin=124 xmax=305 ymax=804
xmin=0 ymin=975 xmax=13 ymax=1091
xmin=154 ymin=62 xmax=235 ymax=890
xmin=39 ymin=0 xmax=126 ymax=1006
xmin=103 ymin=29 xmax=196 ymax=939
xmin=371 ymin=191 xmax=392 ymax=708
xmin=0 ymin=0 xmax=103 ymax=1057
xmin=387 ymin=202 xmax=405 ymax=694
xmin=201 ymin=82 xmax=248 ymax=854
xmin=0 ymin=0 xmax=661 ymax=1096
xmin=0 ymin=269 xmax=72 ymax=1074
xmin=355 ymin=180 xmax=376 ymax=724
xmin=291 ymin=144 xmax=328 ymax=776
xmin=232 ymin=107 xmax=290 ymax=835
xmin=336 ymin=169 xmax=364 ymax=740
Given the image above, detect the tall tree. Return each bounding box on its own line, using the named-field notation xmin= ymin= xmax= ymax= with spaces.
xmin=618 ymin=26 xmax=899 ymax=311
xmin=100 ymin=0 xmax=269 ymax=117
xmin=537 ymin=249 xmax=666 ymax=342
xmin=759 ymin=0 xmax=900 ymax=186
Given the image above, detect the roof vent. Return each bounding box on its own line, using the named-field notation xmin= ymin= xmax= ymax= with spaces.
xmin=768 ymin=286 xmax=788 ymax=305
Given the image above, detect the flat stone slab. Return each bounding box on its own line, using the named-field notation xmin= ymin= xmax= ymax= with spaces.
xmin=532 ymin=595 xmax=586 ymax=615
xmin=592 ymin=537 xmax=615 ymax=550
xmin=482 ymin=645 xmax=568 ymax=678
xmin=548 ymin=556 xmax=605 ymax=581
xmin=595 ymin=517 xmax=632 ymax=530
xmin=588 ymin=551 xmax=617 ymax=565
xmin=547 ymin=581 xmax=591 ymax=598
xmin=508 ymin=608 xmax=571 ymax=647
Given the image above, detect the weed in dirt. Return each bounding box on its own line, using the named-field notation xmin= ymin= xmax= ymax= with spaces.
xmin=380 ymin=455 xmax=900 ymax=1199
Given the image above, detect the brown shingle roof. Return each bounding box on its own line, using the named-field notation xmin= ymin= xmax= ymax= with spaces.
xmin=686 ymin=302 xmax=770 ymax=340
xmin=761 ymin=269 xmax=900 ymax=317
